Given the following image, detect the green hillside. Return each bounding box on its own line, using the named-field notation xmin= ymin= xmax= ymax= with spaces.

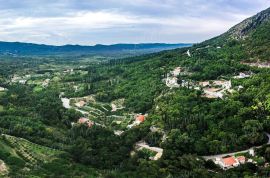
xmin=1 ymin=6 xmax=270 ymax=178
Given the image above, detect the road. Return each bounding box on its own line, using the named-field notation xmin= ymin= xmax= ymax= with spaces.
xmin=203 ymin=133 xmax=270 ymax=160
xmin=136 ymin=141 xmax=163 ymax=160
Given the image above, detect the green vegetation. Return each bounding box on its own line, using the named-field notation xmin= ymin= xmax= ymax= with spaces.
xmin=1 ymin=7 xmax=270 ymax=178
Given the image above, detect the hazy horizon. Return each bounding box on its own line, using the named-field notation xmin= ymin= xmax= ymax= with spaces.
xmin=0 ymin=0 xmax=270 ymax=45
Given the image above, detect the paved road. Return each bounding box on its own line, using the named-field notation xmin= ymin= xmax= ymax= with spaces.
xmin=203 ymin=133 xmax=270 ymax=160
xmin=136 ymin=141 xmax=163 ymax=160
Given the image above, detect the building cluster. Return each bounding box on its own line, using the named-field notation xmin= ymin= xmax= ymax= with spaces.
xmin=213 ymin=149 xmax=256 ymax=170
xmin=11 ymin=75 xmax=31 ymax=84
xmin=164 ymin=66 xmax=254 ymax=99
xmin=165 ymin=67 xmax=191 ymax=88
xmin=215 ymin=156 xmax=246 ymax=170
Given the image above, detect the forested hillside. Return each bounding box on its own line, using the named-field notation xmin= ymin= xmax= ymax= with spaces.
xmin=1 ymin=7 xmax=270 ymax=178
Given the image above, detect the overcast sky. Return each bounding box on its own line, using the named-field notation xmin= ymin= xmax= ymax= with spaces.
xmin=0 ymin=0 xmax=270 ymax=45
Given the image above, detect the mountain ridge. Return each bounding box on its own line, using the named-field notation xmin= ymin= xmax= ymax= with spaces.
xmin=0 ymin=41 xmax=192 ymax=56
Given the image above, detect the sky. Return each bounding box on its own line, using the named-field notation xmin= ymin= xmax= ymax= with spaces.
xmin=0 ymin=0 xmax=270 ymax=45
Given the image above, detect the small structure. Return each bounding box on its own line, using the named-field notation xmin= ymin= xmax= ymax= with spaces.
xmin=233 ymin=72 xmax=251 ymax=79
xmin=127 ymin=114 xmax=147 ymax=128
xmin=75 ymin=100 xmax=86 ymax=108
xmin=217 ymin=156 xmax=239 ymax=170
xmin=19 ymin=79 xmax=27 ymax=84
xmin=136 ymin=115 xmax=145 ymax=123
xmin=114 ymin=130 xmax=124 ymax=136
xmin=78 ymin=117 xmax=94 ymax=128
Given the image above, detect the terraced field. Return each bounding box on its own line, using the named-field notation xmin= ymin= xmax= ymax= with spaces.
xmin=0 ymin=134 xmax=63 ymax=168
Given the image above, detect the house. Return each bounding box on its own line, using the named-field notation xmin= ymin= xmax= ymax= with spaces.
xmin=136 ymin=115 xmax=145 ymax=123
xmin=78 ymin=117 xmax=94 ymax=128
xmin=75 ymin=100 xmax=86 ymax=108
xmin=218 ymin=156 xmax=240 ymax=170
xmin=127 ymin=114 xmax=146 ymax=128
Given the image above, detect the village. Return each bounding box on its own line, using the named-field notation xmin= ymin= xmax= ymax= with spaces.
xmin=164 ymin=65 xmax=254 ymax=99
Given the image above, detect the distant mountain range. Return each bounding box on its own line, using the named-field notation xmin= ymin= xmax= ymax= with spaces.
xmin=0 ymin=42 xmax=192 ymax=56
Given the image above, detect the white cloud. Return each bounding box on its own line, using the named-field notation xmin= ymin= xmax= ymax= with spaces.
xmin=0 ymin=0 xmax=269 ymax=45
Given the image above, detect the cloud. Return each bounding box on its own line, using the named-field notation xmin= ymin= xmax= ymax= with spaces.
xmin=0 ymin=0 xmax=269 ymax=45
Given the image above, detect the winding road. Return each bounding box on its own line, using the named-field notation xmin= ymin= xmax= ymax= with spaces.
xmin=203 ymin=133 xmax=270 ymax=160
xmin=136 ymin=141 xmax=163 ymax=160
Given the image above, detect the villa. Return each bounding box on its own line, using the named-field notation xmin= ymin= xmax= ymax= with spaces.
xmin=216 ymin=156 xmax=246 ymax=170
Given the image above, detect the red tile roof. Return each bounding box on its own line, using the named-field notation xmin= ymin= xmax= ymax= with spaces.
xmin=136 ymin=115 xmax=145 ymax=122
xmin=223 ymin=157 xmax=237 ymax=166
xmin=236 ymin=156 xmax=246 ymax=162
xmin=78 ymin=117 xmax=94 ymax=128
xmin=78 ymin=117 xmax=89 ymax=124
